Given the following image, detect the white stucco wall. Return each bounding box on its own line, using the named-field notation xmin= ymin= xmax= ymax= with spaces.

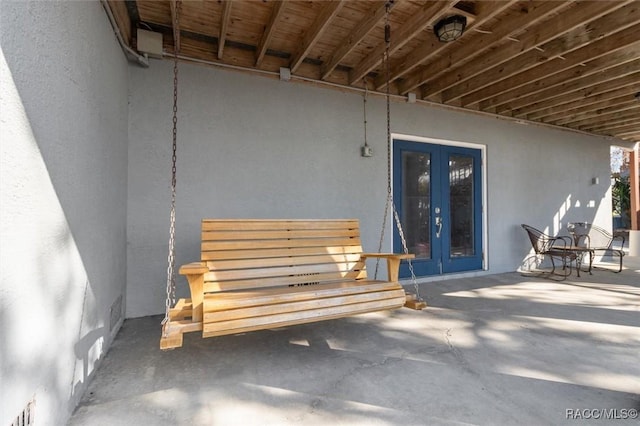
xmin=0 ymin=1 xmax=128 ymax=425
xmin=0 ymin=1 xmax=620 ymax=421
xmin=127 ymin=60 xmax=613 ymax=318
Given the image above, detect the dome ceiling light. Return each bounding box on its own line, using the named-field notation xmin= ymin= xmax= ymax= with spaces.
xmin=434 ymin=15 xmax=467 ymax=42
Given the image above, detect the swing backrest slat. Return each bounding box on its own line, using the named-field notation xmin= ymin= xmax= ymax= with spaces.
xmin=199 ymin=219 xmax=369 ymax=293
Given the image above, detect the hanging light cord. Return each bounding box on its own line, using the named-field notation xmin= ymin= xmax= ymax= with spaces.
xmin=363 ymin=80 xmax=369 ymax=149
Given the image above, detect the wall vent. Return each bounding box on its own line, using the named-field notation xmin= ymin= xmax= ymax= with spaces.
xmin=110 ymin=295 xmax=123 ymax=332
xmin=11 ymin=398 xmax=35 ymax=426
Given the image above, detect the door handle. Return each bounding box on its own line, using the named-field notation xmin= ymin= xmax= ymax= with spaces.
xmin=435 ymin=216 xmax=442 ymax=239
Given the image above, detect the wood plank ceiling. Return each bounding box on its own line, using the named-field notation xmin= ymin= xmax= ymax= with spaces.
xmin=108 ymin=0 xmax=640 ymax=143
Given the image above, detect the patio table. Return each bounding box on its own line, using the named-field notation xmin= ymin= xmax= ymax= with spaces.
xmin=556 ymin=245 xmax=593 ymax=277
xmin=567 ymin=222 xmax=596 ymax=276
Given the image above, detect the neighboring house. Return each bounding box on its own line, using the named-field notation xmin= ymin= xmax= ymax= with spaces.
xmin=0 ymin=2 xmax=636 ymax=425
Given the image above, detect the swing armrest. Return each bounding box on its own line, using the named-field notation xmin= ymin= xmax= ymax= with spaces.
xmin=360 ymin=253 xmax=415 ymax=282
xmin=360 ymin=253 xmax=415 ymax=259
xmin=177 ymin=262 xmax=209 ymax=324
xmin=179 ymin=262 xmax=209 ymax=275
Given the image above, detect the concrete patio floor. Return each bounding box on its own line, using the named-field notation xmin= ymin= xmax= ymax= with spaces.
xmin=70 ymin=258 xmax=640 ymax=425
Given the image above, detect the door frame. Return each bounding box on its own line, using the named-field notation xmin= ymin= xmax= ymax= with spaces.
xmin=390 ymin=133 xmax=488 ymax=274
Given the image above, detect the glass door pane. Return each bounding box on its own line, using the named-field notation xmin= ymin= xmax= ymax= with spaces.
xmin=441 ymin=145 xmax=483 ymax=274
xmin=449 ymin=154 xmax=475 ymax=257
xmin=402 ymin=152 xmax=431 ymax=259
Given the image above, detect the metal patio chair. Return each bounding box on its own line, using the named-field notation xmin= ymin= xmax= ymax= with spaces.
xmin=521 ymin=224 xmax=577 ymax=279
xmin=573 ymin=224 xmax=625 ymax=273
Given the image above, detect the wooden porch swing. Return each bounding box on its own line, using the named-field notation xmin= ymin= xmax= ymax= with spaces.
xmin=160 ymin=1 xmax=425 ymax=350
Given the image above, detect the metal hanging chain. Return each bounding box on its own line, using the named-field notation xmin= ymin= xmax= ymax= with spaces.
xmin=374 ymin=192 xmax=391 ymax=279
xmin=384 ymin=4 xmax=420 ymax=300
xmin=163 ymin=0 xmax=181 ymax=333
xmin=374 ymin=2 xmax=393 ymax=280
xmin=385 ymin=6 xmax=392 ymax=199
xmin=374 ymin=1 xmax=422 ymax=302
xmin=393 ymin=200 xmax=420 ymax=299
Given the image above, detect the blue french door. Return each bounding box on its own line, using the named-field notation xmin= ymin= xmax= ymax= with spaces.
xmin=394 ymin=140 xmax=483 ymax=277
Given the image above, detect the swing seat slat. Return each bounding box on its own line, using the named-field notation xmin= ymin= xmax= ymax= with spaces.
xmin=160 ymin=219 xmax=414 ymax=349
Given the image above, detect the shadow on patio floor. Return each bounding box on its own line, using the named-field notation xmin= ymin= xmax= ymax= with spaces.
xmin=70 ymin=258 xmax=640 ymax=425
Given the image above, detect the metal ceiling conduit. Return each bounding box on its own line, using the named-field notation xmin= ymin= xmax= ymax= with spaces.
xmin=100 ymin=0 xmax=149 ymax=68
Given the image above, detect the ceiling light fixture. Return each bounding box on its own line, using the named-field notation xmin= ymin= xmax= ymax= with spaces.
xmin=434 ymin=15 xmax=467 ymax=42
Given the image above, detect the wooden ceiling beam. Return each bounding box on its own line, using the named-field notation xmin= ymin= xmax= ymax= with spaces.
xmin=462 ymin=23 xmax=640 ymax=107
xmin=527 ymin=94 xmax=633 ymax=123
xmin=217 ymin=0 xmax=233 ymax=59
xmin=586 ymin=125 xmax=640 ymax=139
xmin=511 ymin=60 xmax=640 ymax=119
xmin=169 ymin=0 xmax=181 ymax=53
xmin=615 ymin=128 xmax=640 ymax=136
xmin=442 ymin=1 xmax=637 ymax=103
xmin=550 ymin=100 xmax=640 ymax=126
xmin=349 ymin=0 xmax=457 ymax=85
xmin=255 ymin=0 xmax=287 ymax=67
xmin=374 ymin=0 xmax=515 ymax=91
xmin=424 ymin=0 xmax=629 ymax=99
xmin=619 ymin=129 xmax=640 ymax=136
xmin=504 ymin=58 xmax=640 ymax=117
xmin=108 ymin=0 xmax=133 ymax=45
xmin=482 ymin=39 xmax=640 ymax=114
xmin=613 ymin=128 xmax=640 ymax=137
xmin=593 ymin=126 xmax=640 ymax=137
xmin=586 ymin=117 xmax=640 ymax=132
xmin=126 ymin=0 xmax=640 ymax=143
xmin=561 ymin=105 xmax=640 ymax=129
xmin=527 ymin=85 xmax=640 ymax=121
xmin=497 ymin=46 xmax=640 ymax=115
xmin=616 ymin=131 xmax=640 ymax=140
xmin=321 ymin=1 xmax=387 ymax=80
xmin=507 ymin=72 xmax=640 ymax=118
xmin=290 ymin=0 xmax=345 ymax=74
xmin=399 ymin=0 xmax=565 ymax=96
xmin=583 ymin=120 xmax=640 ymax=134
xmin=540 ymin=96 xmax=638 ymax=126
xmin=576 ymin=110 xmax=640 ymax=131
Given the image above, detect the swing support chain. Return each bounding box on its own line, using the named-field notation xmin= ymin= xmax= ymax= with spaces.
xmin=374 ymin=1 xmax=424 ymax=307
xmin=162 ymin=0 xmax=182 ymax=336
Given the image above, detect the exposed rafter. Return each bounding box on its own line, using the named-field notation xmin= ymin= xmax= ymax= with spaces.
xmin=527 ymin=85 xmax=640 ymax=121
xmin=457 ymin=12 xmax=640 ymax=106
xmin=552 ymin=101 xmax=640 ymax=126
xmin=218 ymin=0 xmax=233 ymax=59
xmin=321 ymin=1 xmax=387 ymax=80
xmin=108 ymin=1 xmax=640 ymax=143
xmin=400 ymin=1 xmax=567 ymax=96
xmin=290 ymin=0 xmax=345 ymax=74
xmin=255 ymin=0 xmax=287 ymax=67
xmin=349 ymin=0 xmax=457 ymax=85
xmin=169 ymin=0 xmax=180 ymax=53
xmin=440 ymin=1 xmax=636 ymax=103
xmin=374 ymin=0 xmax=516 ymax=91
xmin=494 ymin=51 xmax=640 ymax=115
xmin=561 ymin=105 xmax=640 ymax=129
xmin=510 ymin=72 xmax=640 ymax=118
xmin=422 ymin=1 xmax=631 ymax=100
